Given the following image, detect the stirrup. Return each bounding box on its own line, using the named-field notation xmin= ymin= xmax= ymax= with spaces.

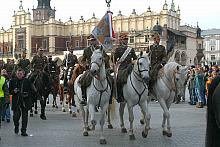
xmin=80 ymin=98 xmax=87 ymax=106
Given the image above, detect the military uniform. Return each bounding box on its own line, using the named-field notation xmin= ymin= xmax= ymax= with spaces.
xmin=29 ymin=55 xmax=48 ymax=83
xmin=17 ymin=58 xmax=30 ymax=76
xmin=63 ymin=52 xmax=78 ymax=90
xmin=113 ymin=44 xmax=137 ymax=102
xmin=146 ymin=44 xmax=167 ymax=87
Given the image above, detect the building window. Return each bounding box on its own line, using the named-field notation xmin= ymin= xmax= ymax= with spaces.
xmin=145 ymin=35 xmax=149 ymax=43
xmin=211 ymin=55 xmax=216 ymax=60
xmin=75 ymin=40 xmax=79 ymax=47
xmin=210 ymin=45 xmax=215 ymax=51
xmin=17 ymin=34 xmax=24 ymax=49
xmin=210 ymin=39 xmax=216 ymax=45
xmin=66 ymin=41 xmax=70 ymax=49
xmin=129 ymin=36 xmax=134 ymax=44
xmin=42 ymin=39 xmax=47 ymax=50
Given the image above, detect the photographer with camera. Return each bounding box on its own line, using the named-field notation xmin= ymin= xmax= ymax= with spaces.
xmin=0 ymin=68 xmax=9 ymax=141
xmin=9 ymin=68 xmax=34 ymax=137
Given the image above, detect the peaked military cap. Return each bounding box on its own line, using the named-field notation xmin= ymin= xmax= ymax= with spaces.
xmin=119 ymin=33 xmax=128 ymax=40
xmin=87 ymin=34 xmax=96 ymax=41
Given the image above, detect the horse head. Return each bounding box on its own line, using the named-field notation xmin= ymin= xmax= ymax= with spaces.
xmin=172 ymin=64 xmax=189 ymax=97
xmin=133 ymin=51 xmax=150 ymax=83
xmin=90 ymin=48 xmax=105 ymax=77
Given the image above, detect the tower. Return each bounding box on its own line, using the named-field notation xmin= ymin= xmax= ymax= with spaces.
xmin=33 ymin=0 xmax=55 ymax=21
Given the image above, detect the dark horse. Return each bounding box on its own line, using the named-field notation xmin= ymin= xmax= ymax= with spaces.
xmin=206 ymin=76 xmax=220 ymax=147
xmin=44 ymin=61 xmax=60 ymax=108
xmin=29 ymin=68 xmax=52 ymax=120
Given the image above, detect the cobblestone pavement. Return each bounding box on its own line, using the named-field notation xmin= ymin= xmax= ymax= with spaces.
xmin=0 ymin=93 xmax=206 ymax=147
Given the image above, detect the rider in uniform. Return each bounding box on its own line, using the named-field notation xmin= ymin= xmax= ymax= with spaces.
xmin=146 ymin=32 xmax=167 ymax=92
xmin=29 ymin=48 xmax=48 ymax=83
xmin=79 ymin=34 xmax=111 ymax=105
xmin=4 ymin=59 xmax=15 ymax=79
xmin=17 ymin=51 xmax=30 ymax=76
xmin=113 ymin=33 xmax=137 ymax=103
xmin=62 ymin=49 xmax=78 ymax=91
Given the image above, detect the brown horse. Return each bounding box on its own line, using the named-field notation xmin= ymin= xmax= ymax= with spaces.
xmin=60 ymin=64 xmax=86 ymax=116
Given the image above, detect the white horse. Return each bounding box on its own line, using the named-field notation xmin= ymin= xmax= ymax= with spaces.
xmin=119 ymin=52 xmax=151 ymax=140
xmin=74 ymin=48 xmax=112 ymax=144
xmin=147 ymin=62 xmax=188 ymax=137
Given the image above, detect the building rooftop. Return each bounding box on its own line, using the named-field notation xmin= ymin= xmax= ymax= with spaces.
xmin=201 ymin=29 xmax=220 ymax=36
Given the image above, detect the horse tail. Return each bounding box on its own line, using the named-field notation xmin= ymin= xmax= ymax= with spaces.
xmin=109 ymin=97 xmax=116 ymax=121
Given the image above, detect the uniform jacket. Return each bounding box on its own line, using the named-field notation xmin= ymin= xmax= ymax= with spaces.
xmin=82 ymin=46 xmax=110 ymax=69
xmin=63 ymin=53 xmax=78 ymax=67
xmin=146 ymin=44 xmax=167 ymax=66
xmin=113 ymin=45 xmax=137 ymax=70
xmin=9 ymin=78 xmax=34 ymax=110
xmin=31 ymin=55 xmax=48 ymax=70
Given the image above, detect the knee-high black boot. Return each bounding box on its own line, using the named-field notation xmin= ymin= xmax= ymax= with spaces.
xmin=80 ymin=85 xmax=87 ymax=106
xmin=116 ymin=83 xmax=123 ymax=103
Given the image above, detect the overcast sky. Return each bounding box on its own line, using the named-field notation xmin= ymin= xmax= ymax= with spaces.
xmin=0 ymin=0 xmax=219 ymax=30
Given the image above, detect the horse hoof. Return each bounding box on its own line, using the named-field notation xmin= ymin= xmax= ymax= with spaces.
xmin=30 ymin=113 xmax=33 ymax=117
xmin=121 ymin=128 xmax=127 ymax=133
xmin=40 ymin=115 xmax=47 ymax=120
xmin=140 ymin=119 xmax=145 ymax=125
xmin=62 ymin=109 xmax=66 ymax=112
xmin=72 ymin=112 xmax=77 ymax=117
xmin=91 ymin=120 xmax=97 ymax=126
xmin=166 ymin=132 xmax=172 ymax=137
xmin=60 ymin=102 xmax=62 ymax=105
xmin=129 ymin=134 xmax=136 ymax=140
xmin=142 ymin=131 xmax=148 ymax=138
xmin=34 ymin=111 xmax=38 ymax=114
xmin=100 ymin=139 xmax=107 ymax=144
xmin=83 ymin=131 xmax=89 ymax=136
xmin=56 ymin=106 xmax=58 ymax=109
xmin=66 ymin=102 xmax=68 ymax=105
xmin=69 ymin=110 xmax=72 ymax=114
xmin=86 ymin=126 xmax=91 ymax=131
xmin=47 ymin=101 xmax=49 ymax=104
xmin=52 ymin=105 xmax=55 ymax=108
xmin=108 ymin=124 xmax=113 ymax=129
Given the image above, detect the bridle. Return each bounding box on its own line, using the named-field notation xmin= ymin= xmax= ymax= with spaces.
xmin=90 ymin=54 xmax=109 ymax=108
xmin=130 ymin=57 xmax=149 ymax=106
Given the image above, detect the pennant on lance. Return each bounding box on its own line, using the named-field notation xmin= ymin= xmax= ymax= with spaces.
xmin=92 ymin=11 xmax=115 ymax=50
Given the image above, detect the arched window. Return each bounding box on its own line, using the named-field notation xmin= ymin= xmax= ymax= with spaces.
xmin=174 ymin=50 xmax=180 ymax=64
xmin=181 ymin=51 xmax=187 ymax=66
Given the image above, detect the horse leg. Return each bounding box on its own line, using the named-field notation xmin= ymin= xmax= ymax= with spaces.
xmin=81 ymin=105 xmax=89 ymax=136
xmin=71 ymin=96 xmax=77 ymax=117
xmin=139 ymin=101 xmax=151 ymax=138
xmin=40 ymin=97 xmax=47 ymax=120
xmin=158 ymin=98 xmax=171 ymax=137
xmin=99 ymin=103 xmax=108 ymax=144
xmin=54 ymin=92 xmax=58 ymax=109
xmin=59 ymin=85 xmax=64 ymax=105
xmin=30 ymin=108 xmax=33 ymax=117
xmin=119 ymin=102 xmax=127 ymax=133
xmin=62 ymin=94 xmax=66 ymax=112
xmin=165 ymin=97 xmax=174 ymax=137
xmin=89 ymin=104 xmax=96 ymax=131
xmin=107 ymin=105 xmax=113 ymax=129
xmin=34 ymin=101 xmax=38 ymax=114
xmin=127 ymin=104 xmax=135 ymax=140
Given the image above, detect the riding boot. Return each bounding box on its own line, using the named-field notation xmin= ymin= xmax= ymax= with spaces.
xmin=80 ymin=85 xmax=87 ymax=106
xmin=116 ymin=83 xmax=123 ymax=103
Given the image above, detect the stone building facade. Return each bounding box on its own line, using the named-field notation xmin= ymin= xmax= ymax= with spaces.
xmin=202 ymin=29 xmax=220 ymax=65
xmin=0 ymin=0 xmax=203 ymax=65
